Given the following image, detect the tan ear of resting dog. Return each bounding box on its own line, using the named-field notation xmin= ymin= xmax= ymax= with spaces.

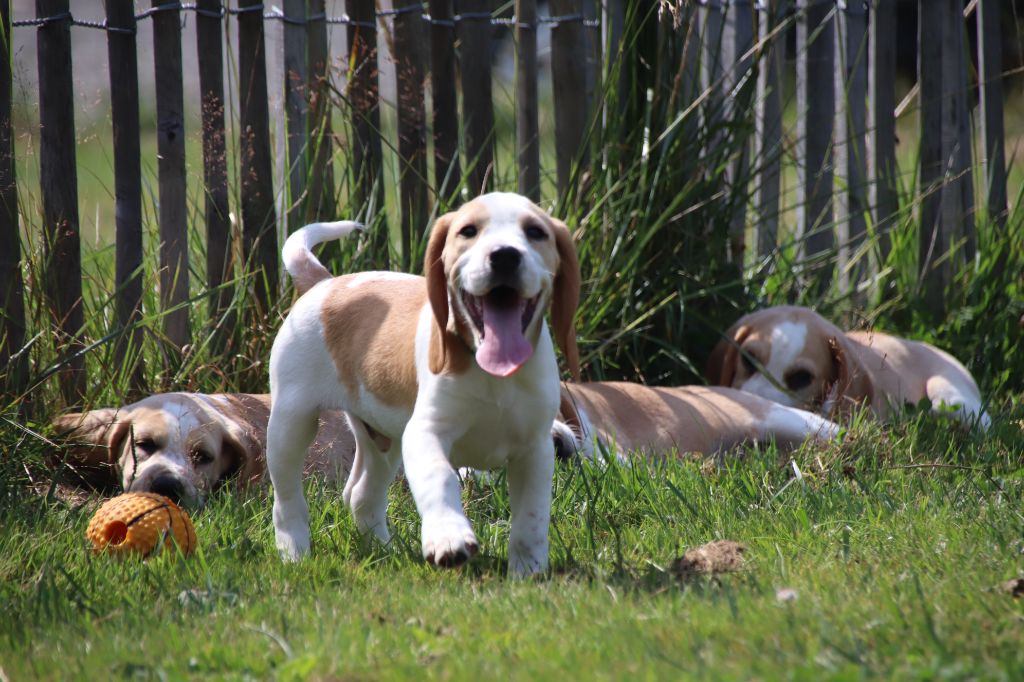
xmin=53 ymin=393 xmax=355 ymax=507
xmin=705 ymin=306 xmax=990 ymax=429
xmin=552 ymin=382 xmax=841 ymax=463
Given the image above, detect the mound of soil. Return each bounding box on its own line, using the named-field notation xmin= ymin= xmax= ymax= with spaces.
xmin=671 ymin=540 xmax=746 ymax=578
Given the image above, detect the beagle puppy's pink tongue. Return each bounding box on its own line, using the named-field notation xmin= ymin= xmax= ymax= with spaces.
xmin=477 ymin=296 xmax=533 ymax=376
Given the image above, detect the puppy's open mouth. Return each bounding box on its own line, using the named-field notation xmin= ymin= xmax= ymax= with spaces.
xmin=461 ymin=286 xmax=540 ymax=377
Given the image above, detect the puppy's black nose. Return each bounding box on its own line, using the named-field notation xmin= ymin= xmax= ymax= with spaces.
xmin=148 ymin=473 xmax=185 ymax=504
xmin=489 ymin=246 xmax=522 ymax=278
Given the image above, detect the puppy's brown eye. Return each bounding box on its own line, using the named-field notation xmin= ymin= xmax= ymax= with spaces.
xmin=741 ymin=353 xmax=757 ymax=375
xmin=190 ymin=448 xmax=214 ymax=466
xmin=785 ymin=369 xmax=813 ymax=391
xmin=525 ymin=224 xmax=547 ymax=241
xmin=134 ymin=438 xmax=156 ymax=455
xmin=458 ymin=224 xmax=478 ymax=238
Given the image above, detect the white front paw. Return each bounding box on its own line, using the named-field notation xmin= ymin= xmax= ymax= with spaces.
xmin=273 ymin=501 xmax=310 ymax=562
xmin=275 ymin=528 xmax=311 ymax=562
xmin=508 ymin=541 xmax=548 ymax=577
xmin=421 ymin=516 xmax=478 ymax=568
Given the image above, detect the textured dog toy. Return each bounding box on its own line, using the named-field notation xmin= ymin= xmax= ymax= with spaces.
xmin=86 ymin=492 xmax=197 ymax=558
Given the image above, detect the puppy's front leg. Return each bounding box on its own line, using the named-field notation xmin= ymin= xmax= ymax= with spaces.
xmin=506 ymin=438 xmax=555 ymax=577
xmin=402 ymin=418 xmax=478 ymax=568
xmin=267 ymin=405 xmax=319 ymax=561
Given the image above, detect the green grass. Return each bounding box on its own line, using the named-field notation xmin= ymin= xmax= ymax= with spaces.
xmin=2 ymin=405 xmax=1023 ymax=679
xmin=3 ymin=6 xmax=1024 ymax=677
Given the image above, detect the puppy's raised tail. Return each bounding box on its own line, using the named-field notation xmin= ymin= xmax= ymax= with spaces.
xmin=282 ymin=221 xmax=362 ymax=295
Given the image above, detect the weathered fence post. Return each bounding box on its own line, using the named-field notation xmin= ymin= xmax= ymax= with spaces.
xmin=795 ymin=0 xmax=835 ymax=285
xmin=458 ymin=0 xmax=496 ymax=194
xmin=152 ymin=0 xmax=190 ymax=356
xmin=237 ymin=1 xmax=279 ymax=312
xmin=306 ymin=0 xmax=335 ymax=221
xmin=704 ymin=0 xmax=753 ymax=266
xmin=36 ymin=0 xmax=84 ymax=404
xmin=515 ymin=0 xmax=540 ymax=202
xmin=834 ymin=0 xmax=868 ymax=300
xmin=550 ymin=1 xmax=591 ymax=200
xmin=430 ymin=0 xmax=460 ymax=200
xmin=918 ymin=2 xmax=942 ymax=310
xmin=947 ymin=0 xmax=974 ymax=261
xmin=106 ymin=0 xmax=145 ymax=393
xmin=700 ymin=0 xmax=725 ymax=145
xmin=0 ymin=0 xmax=26 ymax=401
xmin=918 ymin=0 xmax=974 ymax=319
xmin=868 ymin=0 xmax=897 ymax=263
xmin=392 ymin=1 xmax=429 ymax=270
xmin=283 ymin=0 xmax=307 ymax=232
xmin=346 ymin=0 xmax=386 ymax=263
xmin=582 ymin=0 xmax=599 ymax=116
xmin=753 ymin=0 xmax=787 ymax=259
xmin=602 ymin=0 xmax=625 ymax=112
xmin=976 ymin=0 xmax=1007 ymax=232
xmin=197 ymin=0 xmax=233 ymax=353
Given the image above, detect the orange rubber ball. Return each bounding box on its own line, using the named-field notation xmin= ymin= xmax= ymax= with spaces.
xmin=86 ymin=492 xmax=197 ymax=558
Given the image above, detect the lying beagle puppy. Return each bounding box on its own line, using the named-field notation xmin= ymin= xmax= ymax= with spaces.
xmin=53 ymin=393 xmax=355 ymax=507
xmin=553 ymin=382 xmax=840 ymax=463
xmin=706 ymin=306 xmax=990 ymax=428
xmin=270 ymin=193 xmax=580 ymax=575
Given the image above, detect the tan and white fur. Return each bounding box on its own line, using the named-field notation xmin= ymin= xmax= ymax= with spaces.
xmin=553 ymin=382 xmax=841 ymax=463
xmin=706 ymin=306 xmax=990 ymax=428
xmin=53 ymin=393 xmax=355 ymax=507
xmin=269 ymin=193 xmax=580 ymax=575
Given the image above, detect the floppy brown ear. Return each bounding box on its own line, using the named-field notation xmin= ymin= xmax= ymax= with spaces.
xmin=550 ymin=219 xmax=581 ymax=380
xmin=51 ymin=409 xmax=130 ymax=486
xmin=705 ymin=323 xmax=750 ymax=387
xmin=425 ymin=212 xmax=455 ymax=374
xmin=827 ymin=335 xmax=873 ymax=414
xmin=221 ymin=430 xmax=265 ymax=489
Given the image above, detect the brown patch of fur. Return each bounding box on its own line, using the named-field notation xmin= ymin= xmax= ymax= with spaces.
xmin=425 ymin=212 xmax=460 ymax=375
xmin=322 ymin=278 xmax=425 ymax=409
xmin=549 ymin=218 xmax=581 ymax=380
xmin=707 ymin=324 xmax=750 ymax=387
xmin=564 ymin=383 xmax=771 ymax=456
xmin=671 ymin=540 xmax=746 ymax=578
xmin=428 ymin=320 xmax=473 ymax=376
xmin=827 ymin=335 xmax=874 ymax=414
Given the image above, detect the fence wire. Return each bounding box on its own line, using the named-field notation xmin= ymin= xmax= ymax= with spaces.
xmin=11 ymin=2 xmax=601 ymax=34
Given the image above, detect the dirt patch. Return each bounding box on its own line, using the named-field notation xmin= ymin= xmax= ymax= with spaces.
xmin=671 ymin=540 xmax=746 ymax=578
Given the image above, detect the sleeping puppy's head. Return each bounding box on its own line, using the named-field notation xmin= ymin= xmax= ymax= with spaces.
xmin=424 ymin=192 xmax=581 ymax=379
xmin=52 ymin=393 xmax=263 ymax=507
xmin=706 ymin=306 xmax=873 ymax=415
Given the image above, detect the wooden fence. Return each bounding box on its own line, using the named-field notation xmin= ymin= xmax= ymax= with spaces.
xmin=0 ymin=0 xmax=1010 ymax=405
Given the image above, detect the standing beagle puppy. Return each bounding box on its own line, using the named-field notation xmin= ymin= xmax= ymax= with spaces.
xmin=52 ymin=393 xmax=354 ymax=507
xmin=706 ymin=306 xmax=990 ymax=428
xmin=269 ymin=193 xmax=580 ymax=575
xmin=553 ymin=382 xmax=840 ymax=463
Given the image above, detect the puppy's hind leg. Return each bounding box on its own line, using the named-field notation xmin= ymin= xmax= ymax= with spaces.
xmin=267 ymin=403 xmax=320 ymax=561
xmin=344 ymin=418 xmax=400 ymax=544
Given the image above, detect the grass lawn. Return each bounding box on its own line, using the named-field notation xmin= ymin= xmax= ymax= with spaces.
xmin=2 ymin=405 xmax=1023 ymax=680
